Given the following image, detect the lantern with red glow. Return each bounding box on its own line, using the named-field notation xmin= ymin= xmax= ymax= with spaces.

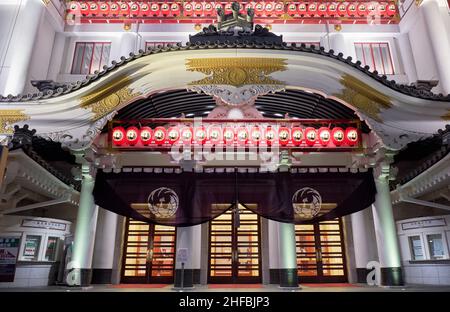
xmin=264 ymin=127 xmax=276 ymax=145
xmin=367 ymin=2 xmax=378 ymax=16
xmin=67 ymin=2 xmax=80 ymax=15
xmin=318 ymin=3 xmax=328 ymax=17
xmin=236 ymin=127 xmax=249 ymax=145
xmin=170 ymin=3 xmax=180 ymax=16
xmin=337 ymin=3 xmax=347 ymax=17
xmin=255 ymin=2 xmax=265 ymax=16
xmin=250 ymin=126 xmax=262 ymax=145
xmin=204 ymin=2 xmax=214 ymax=16
xmin=160 ymin=3 xmax=170 ymax=16
xmin=181 ymin=127 xmax=193 ymax=144
xmin=305 ymin=127 xmax=317 ymax=146
xmin=278 ymin=127 xmax=290 ymax=146
xmin=275 ymin=2 xmax=284 ymax=16
xmin=318 ymin=127 xmax=331 ymax=146
xmin=194 ymin=126 xmax=207 ymax=144
xmin=265 ymin=2 xmax=275 ymax=16
xmin=378 ymin=3 xmax=387 ymax=16
xmin=89 ymin=2 xmax=99 ymax=16
xmin=297 ymin=3 xmax=307 ymax=16
xmin=224 ymin=2 xmax=233 ymax=14
xmin=193 ymin=2 xmax=203 ymax=16
xmin=183 ymin=2 xmax=193 ymax=16
xmin=126 ymin=127 xmax=140 ymax=145
xmin=308 ymin=3 xmax=318 ymax=17
xmin=167 ymin=127 xmax=180 ymax=144
xmin=153 ymin=127 xmax=167 ymax=145
xmin=345 ymin=128 xmax=358 ymax=146
xmin=215 ymin=3 xmax=224 ymax=13
xmin=387 ymin=3 xmax=396 ymax=16
xmin=99 ymin=2 xmax=110 ymax=16
xmin=357 ymin=3 xmax=368 ymax=17
xmin=139 ymin=3 xmax=150 ymax=17
xmin=223 ymin=127 xmax=235 ymax=145
xmin=331 ymin=127 xmax=345 ymax=146
xmin=291 ymin=127 xmax=303 ymax=145
xmin=245 ymin=2 xmax=255 ymax=12
xmin=150 ymin=3 xmax=160 ymax=16
xmin=208 ymin=126 xmax=222 ymax=144
xmin=130 ymin=3 xmax=140 ymax=16
xmin=80 ymin=2 xmax=89 ymax=16
xmin=112 ymin=127 xmax=126 ymax=146
xmin=140 ymin=127 xmax=153 ymax=145
xmin=287 ymin=3 xmax=297 ymax=16
xmin=120 ymin=2 xmax=130 ymax=16
xmin=347 ymin=3 xmax=357 ymax=17
xmin=110 ymin=3 xmax=120 ymax=16
xmin=327 ymin=3 xmax=337 ymax=17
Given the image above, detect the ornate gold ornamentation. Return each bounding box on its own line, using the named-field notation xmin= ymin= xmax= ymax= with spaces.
xmin=0 ymin=110 xmax=29 ymax=134
xmin=186 ymin=57 xmax=287 ymax=87
xmin=80 ymin=76 xmax=142 ymax=120
xmin=334 ymin=74 xmax=392 ymax=122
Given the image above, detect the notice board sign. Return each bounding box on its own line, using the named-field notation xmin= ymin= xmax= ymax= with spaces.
xmin=0 ymin=236 xmax=20 ymax=282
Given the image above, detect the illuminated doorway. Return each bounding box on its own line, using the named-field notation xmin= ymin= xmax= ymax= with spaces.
xmin=295 ymin=218 xmax=347 ymax=282
xmin=121 ymin=219 xmax=176 ymax=283
xmin=208 ymin=204 xmax=262 ymax=283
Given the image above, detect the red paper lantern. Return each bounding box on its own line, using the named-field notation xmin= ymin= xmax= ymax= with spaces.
xmin=250 ymin=126 xmax=262 ymax=145
xmin=265 ymin=2 xmax=275 ymax=16
xmin=181 ymin=127 xmax=193 ymax=144
xmin=112 ymin=127 xmax=126 ymax=145
xmin=297 ymin=3 xmax=307 ymax=16
xmin=278 ymin=127 xmax=290 ymax=145
xmin=150 ymin=3 xmax=160 ymax=17
xmin=237 ymin=127 xmax=249 ymax=144
xmin=367 ymin=2 xmax=378 ymax=16
xmin=357 ymin=3 xmax=368 ymax=16
xmin=255 ymin=2 xmax=265 ymax=16
xmin=139 ymin=3 xmax=150 ymax=17
xmin=153 ymin=127 xmax=167 ymax=144
xmin=167 ymin=127 xmax=180 ymax=144
xmin=193 ymin=2 xmax=204 ymax=16
xmin=265 ymin=127 xmax=276 ymax=145
xmin=345 ymin=128 xmax=359 ymax=145
xmin=387 ymin=3 xmax=397 ymax=16
xmin=224 ymin=2 xmax=233 ymax=14
xmin=130 ymin=2 xmax=140 ymax=16
xmin=347 ymin=3 xmax=357 ymax=17
xmin=126 ymin=126 xmax=140 ymax=145
xmin=291 ymin=127 xmax=303 ymax=145
xmin=337 ymin=3 xmax=347 ymax=17
xmin=208 ymin=126 xmax=222 ymax=144
xmin=80 ymin=2 xmax=90 ymax=16
xmin=287 ymin=3 xmax=297 ymax=16
xmin=170 ymin=3 xmax=180 ymax=16
xmin=275 ymin=2 xmax=285 ymax=16
xmin=327 ymin=3 xmax=337 ymax=17
xmin=194 ymin=126 xmax=207 ymax=144
xmin=223 ymin=127 xmax=235 ymax=144
xmin=89 ymin=2 xmax=99 ymax=16
xmin=160 ymin=3 xmax=171 ymax=16
xmin=245 ymin=2 xmax=255 ymax=12
xmin=183 ymin=2 xmax=193 ymax=16
xmin=318 ymin=3 xmax=328 ymax=17
xmin=139 ymin=126 xmax=153 ymax=145
xmin=318 ymin=127 xmax=331 ymax=146
xmin=305 ymin=127 xmax=317 ymax=146
xmin=110 ymin=2 xmax=120 ymax=16
xmin=331 ymin=127 xmax=345 ymax=146
xmin=67 ymin=2 xmax=80 ymax=15
xmin=99 ymin=2 xmax=110 ymax=16
xmin=308 ymin=3 xmax=318 ymax=17
xmin=120 ymin=2 xmax=130 ymax=16
xmin=378 ymin=3 xmax=387 ymax=16
xmin=204 ymin=2 xmax=214 ymax=16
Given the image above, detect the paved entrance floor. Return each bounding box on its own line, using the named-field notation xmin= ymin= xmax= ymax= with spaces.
xmin=1 ymin=284 xmax=450 ymax=292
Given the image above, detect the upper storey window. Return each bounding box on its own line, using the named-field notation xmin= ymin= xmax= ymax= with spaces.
xmin=354 ymin=42 xmax=394 ymax=75
xmin=71 ymin=42 xmax=111 ymax=75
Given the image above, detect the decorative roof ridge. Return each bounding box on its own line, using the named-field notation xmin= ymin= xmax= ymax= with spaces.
xmin=1 ymin=42 xmax=450 ymax=102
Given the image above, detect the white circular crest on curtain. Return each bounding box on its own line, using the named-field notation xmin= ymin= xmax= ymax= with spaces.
xmin=147 ymin=187 xmax=179 ymax=218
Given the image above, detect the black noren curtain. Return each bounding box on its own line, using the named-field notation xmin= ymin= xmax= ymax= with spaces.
xmin=93 ymin=169 xmax=376 ymax=226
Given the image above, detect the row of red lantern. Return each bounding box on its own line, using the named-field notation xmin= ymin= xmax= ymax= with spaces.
xmin=111 ymin=125 xmax=359 ymax=147
xmin=68 ymin=2 xmax=397 ymax=18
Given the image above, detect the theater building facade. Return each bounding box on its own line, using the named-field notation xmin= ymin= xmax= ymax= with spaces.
xmin=0 ymin=0 xmax=450 ymax=288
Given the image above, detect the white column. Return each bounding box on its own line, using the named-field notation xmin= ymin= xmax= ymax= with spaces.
xmin=421 ymin=0 xmax=450 ymax=94
xmin=91 ymin=208 xmax=118 ymax=284
xmin=351 ymin=207 xmax=379 ymax=283
xmin=119 ymin=32 xmax=138 ymax=58
xmin=268 ymin=219 xmax=280 ymax=284
xmin=328 ymin=33 xmax=349 ymax=58
xmin=174 ymin=225 xmax=201 ymax=287
xmin=1 ymin=0 xmax=45 ymax=95
xmin=278 ymin=222 xmax=298 ymax=287
xmin=47 ymin=32 xmax=66 ymax=82
xmin=371 ymin=171 xmax=403 ymax=286
xmin=396 ymin=34 xmax=418 ymax=83
xmin=69 ymin=164 xmax=99 ymax=286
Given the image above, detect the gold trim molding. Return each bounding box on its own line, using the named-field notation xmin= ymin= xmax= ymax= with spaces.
xmin=0 ymin=110 xmax=29 ymax=134
xmin=186 ymin=57 xmax=287 ymax=87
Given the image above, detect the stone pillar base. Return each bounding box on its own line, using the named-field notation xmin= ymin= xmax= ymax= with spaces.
xmin=68 ymin=268 xmax=93 ymax=287
xmin=174 ymin=269 xmax=201 ymax=287
xmin=279 ymin=268 xmax=299 ymax=288
xmin=380 ymin=267 xmax=403 ymax=286
xmin=91 ymin=268 xmax=112 ymax=284
xmin=356 ymin=268 xmax=371 ymax=284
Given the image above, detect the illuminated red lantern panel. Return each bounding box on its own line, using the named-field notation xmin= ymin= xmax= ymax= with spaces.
xmin=387 ymin=3 xmax=397 ymax=16
xmin=287 ymin=3 xmax=297 ymax=16
xmin=357 ymin=3 xmax=368 ymax=17
xmin=275 ymin=2 xmax=285 ymax=15
xmin=265 ymin=127 xmax=276 ymax=145
xmin=298 ymin=3 xmax=307 ymax=16
xmin=265 ymin=2 xmax=275 ymax=16
xmin=140 ymin=3 xmax=150 ymax=17
xmin=181 ymin=127 xmax=193 ymax=144
xmin=126 ymin=126 xmax=140 ymax=145
xmin=291 ymin=127 xmax=303 ymax=145
xmin=153 ymin=126 xmax=166 ymax=144
xmin=318 ymin=3 xmax=328 ymax=17
xmin=308 ymin=3 xmax=318 ymax=17
xmin=255 ymin=2 xmax=265 ymax=16
xmin=223 ymin=127 xmax=235 ymax=144
xmin=347 ymin=3 xmax=357 ymax=17
xmin=194 ymin=126 xmax=207 ymax=144
xmin=331 ymin=127 xmax=345 ymax=146
xmin=208 ymin=126 xmax=222 ymax=144
xmin=110 ymin=3 xmax=120 ymax=16
xmin=130 ymin=3 xmax=140 ymax=16
xmin=318 ymin=127 xmax=331 ymax=146
xmin=89 ymin=2 xmax=99 ymax=16
xmin=80 ymin=2 xmax=89 ymax=16
xmin=170 ymin=3 xmax=180 ymax=16
xmin=237 ymin=127 xmax=249 ymax=144
xmin=328 ymin=3 xmax=337 ymax=17
xmin=150 ymin=3 xmax=160 ymax=17
xmin=345 ymin=128 xmax=359 ymax=145
xmin=120 ymin=2 xmax=130 ymax=16
xmin=161 ymin=3 xmax=171 ymax=16
xmin=278 ymin=127 xmax=290 ymax=145
xmin=204 ymin=2 xmax=214 ymax=16
xmin=139 ymin=126 xmax=152 ymax=145
xmin=250 ymin=127 xmax=262 ymax=145
xmin=193 ymin=2 xmax=203 ymax=16
xmin=99 ymin=2 xmax=109 ymax=16
xmin=184 ymin=3 xmax=193 ymax=16
xmin=112 ymin=127 xmax=126 ymax=145
xmin=167 ymin=127 xmax=180 ymax=144
xmin=337 ymin=3 xmax=347 ymax=17
xmin=305 ymin=127 xmax=317 ymax=146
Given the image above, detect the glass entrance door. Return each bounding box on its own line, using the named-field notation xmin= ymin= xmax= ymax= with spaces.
xmin=209 ymin=205 xmax=261 ymax=283
xmin=295 ymin=218 xmax=347 ymax=283
xmin=121 ymin=219 xmax=176 ymax=283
